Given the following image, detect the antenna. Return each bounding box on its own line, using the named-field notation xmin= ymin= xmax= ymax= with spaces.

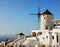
xmin=30 ymin=0 xmax=41 ymax=29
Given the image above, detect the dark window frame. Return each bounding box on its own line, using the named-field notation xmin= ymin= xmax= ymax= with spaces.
xmin=46 ymin=36 xmax=48 ymax=39
xmin=52 ymin=36 xmax=54 ymax=39
xmin=56 ymin=35 xmax=58 ymax=42
xmin=46 ymin=26 xmax=48 ymax=29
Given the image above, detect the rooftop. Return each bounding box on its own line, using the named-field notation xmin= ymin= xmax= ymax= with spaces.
xmin=52 ymin=19 xmax=60 ymax=22
xmin=42 ymin=9 xmax=53 ymax=15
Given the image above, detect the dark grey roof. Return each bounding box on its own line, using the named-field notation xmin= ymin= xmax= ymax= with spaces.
xmin=19 ymin=33 xmax=24 ymax=35
xmin=42 ymin=9 xmax=53 ymax=15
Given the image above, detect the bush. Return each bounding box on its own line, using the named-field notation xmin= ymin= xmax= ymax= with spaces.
xmin=41 ymin=44 xmax=45 ymax=47
xmin=22 ymin=45 xmax=25 ymax=47
xmin=19 ymin=44 xmax=23 ymax=47
xmin=19 ymin=44 xmax=25 ymax=47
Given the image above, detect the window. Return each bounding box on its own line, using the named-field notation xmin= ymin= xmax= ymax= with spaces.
xmin=56 ymin=35 xmax=58 ymax=42
xmin=46 ymin=36 xmax=48 ymax=39
xmin=43 ymin=37 xmax=45 ymax=40
xmin=32 ymin=32 xmax=36 ymax=37
xmin=46 ymin=26 xmax=48 ymax=29
xmin=44 ymin=17 xmax=45 ymax=19
xmin=52 ymin=36 xmax=54 ymax=39
xmin=53 ymin=45 xmax=55 ymax=47
xmin=37 ymin=32 xmax=42 ymax=36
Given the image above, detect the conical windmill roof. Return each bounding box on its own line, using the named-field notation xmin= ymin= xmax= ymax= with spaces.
xmin=42 ymin=9 xmax=53 ymax=15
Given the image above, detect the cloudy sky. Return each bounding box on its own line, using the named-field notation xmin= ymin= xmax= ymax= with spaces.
xmin=0 ymin=0 xmax=60 ymax=35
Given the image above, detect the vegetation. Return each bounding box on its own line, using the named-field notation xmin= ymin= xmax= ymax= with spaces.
xmin=19 ymin=44 xmax=25 ymax=47
xmin=40 ymin=44 xmax=45 ymax=47
xmin=0 ymin=45 xmax=5 ymax=47
xmin=19 ymin=44 xmax=22 ymax=47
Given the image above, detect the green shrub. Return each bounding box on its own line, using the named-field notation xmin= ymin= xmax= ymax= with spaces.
xmin=19 ymin=44 xmax=25 ymax=47
xmin=22 ymin=45 xmax=25 ymax=47
xmin=41 ymin=44 xmax=45 ymax=47
xmin=19 ymin=44 xmax=23 ymax=47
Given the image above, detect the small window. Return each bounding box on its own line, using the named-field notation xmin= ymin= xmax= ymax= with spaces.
xmin=56 ymin=35 xmax=58 ymax=42
xmin=32 ymin=32 xmax=36 ymax=37
xmin=46 ymin=26 xmax=48 ymax=29
xmin=52 ymin=36 xmax=54 ymax=39
xmin=44 ymin=17 xmax=45 ymax=19
xmin=43 ymin=37 xmax=45 ymax=40
xmin=46 ymin=36 xmax=48 ymax=39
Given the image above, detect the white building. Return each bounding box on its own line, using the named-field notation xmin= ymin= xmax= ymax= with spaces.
xmin=11 ymin=10 xmax=60 ymax=47
xmin=31 ymin=10 xmax=60 ymax=47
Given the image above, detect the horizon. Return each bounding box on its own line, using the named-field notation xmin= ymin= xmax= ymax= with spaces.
xmin=0 ymin=0 xmax=60 ymax=35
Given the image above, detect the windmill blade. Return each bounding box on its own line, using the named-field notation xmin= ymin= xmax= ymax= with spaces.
xmin=29 ymin=0 xmax=41 ymax=29
xmin=30 ymin=13 xmax=38 ymax=15
xmin=38 ymin=12 xmax=42 ymax=15
xmin=38 ymin=0 xmax=40 ymax=13
xmin=38 ymin=16 xmax=40 ymax=28
xmin=30 ymin=13 xmax=42 ymax=15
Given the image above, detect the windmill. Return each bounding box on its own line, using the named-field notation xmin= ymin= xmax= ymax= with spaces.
xmin=30 ymin=0 xmax=41 ymax=29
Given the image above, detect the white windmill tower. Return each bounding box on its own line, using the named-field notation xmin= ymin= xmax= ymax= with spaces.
xmin=40 ymin=9 xmax=53 ymax=30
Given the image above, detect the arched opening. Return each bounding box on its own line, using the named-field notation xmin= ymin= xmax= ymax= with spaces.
xmin=32 ymin=32 xmax=36 ymax=37
xmin=37 ymin=32 xmax=42 ymax=36
xmin=56 ymin=35 xmax=58 ymax=42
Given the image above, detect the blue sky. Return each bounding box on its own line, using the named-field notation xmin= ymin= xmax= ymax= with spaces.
xmin=0 ymin=0 xmax=60 ymax=35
